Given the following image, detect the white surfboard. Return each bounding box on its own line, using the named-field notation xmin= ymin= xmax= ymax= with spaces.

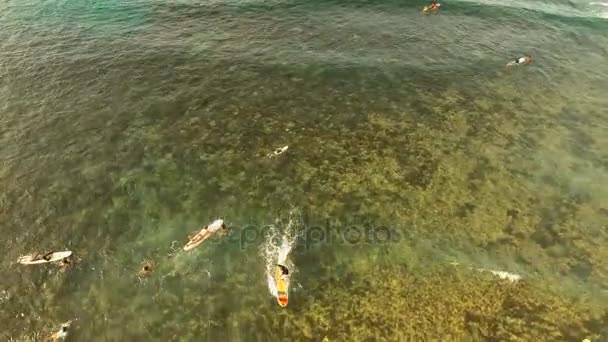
xmin=18 ymin=251 xmax=72 ymax=265
xmin=267 ymin=145 xmax=288 ymax=158
xmin=183 ymin=219 xmax=225 ymax=251
xmin=183 ymin=232 xmax=211 ymax=251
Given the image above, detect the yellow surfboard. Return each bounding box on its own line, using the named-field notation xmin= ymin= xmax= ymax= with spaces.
xmin=275 ymin=264 xmax=289 ymax=307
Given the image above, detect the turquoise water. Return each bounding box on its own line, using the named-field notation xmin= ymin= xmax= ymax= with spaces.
xmin=1 ymin=0 xmax=608 ymax=340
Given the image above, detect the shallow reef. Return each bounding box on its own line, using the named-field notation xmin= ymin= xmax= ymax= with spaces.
xmin=276 ymin=265 xmax=608 ymax=341
xmin=1 ymin=60 xmax=607 ymax=340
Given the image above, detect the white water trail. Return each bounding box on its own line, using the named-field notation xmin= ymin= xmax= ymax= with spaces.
xmin=450 ymin=262 xmax=522 ymax=282
xmin=260 ymin=211 xmax=299 ymax=299
xmin=277 ymin=235 xmax=291 ymax=265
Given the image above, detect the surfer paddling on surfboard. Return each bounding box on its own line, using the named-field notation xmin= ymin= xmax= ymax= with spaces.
xmin=423 ymin=2 xmax=440 ymax=12
xmin=506 ymin=55 xmax=533 ymax=67
xmin=275 ymin=264 xmax=290 ymax=307
xmin=18 ymin=251 xmax=72 ymax=265
xmin=183 ymin=219 xmax=228 ymax=251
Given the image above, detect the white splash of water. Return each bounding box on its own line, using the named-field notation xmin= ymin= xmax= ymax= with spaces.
xmin=260 ymin=211 xmax=299 ymax=299
xmin=450 ymin=262 xmax=522 ymax=282
xmin=479 ymin=268 xmax=522 ymax=282
xmin=266 ymin=271 xmax=278 ymax=297
xmin=277 ymin=235 xmax=292 ymax=265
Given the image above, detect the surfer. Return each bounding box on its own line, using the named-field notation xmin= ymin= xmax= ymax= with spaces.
xmin=275 ymin=264 xmax=290 ymax=307
xmin=34 ymin=252 xmax=54 ymax=262
xmin=58 ymin=257 xmax=73 ymax=272
xmin=507 ymin=55 xmax=533 ymax=66
xmin=138 ymin=261 xmax=153 ymax=279
xmin=267 ymin=145 xmax=288 ymax=158
xmin=51 ymin=321 xmax=72 ymax=341
xmin=183 ymin=219 xmax=228 ymax=251
xmin=18 ymin=251 xmax=73 ymax=266
xmin=278 ymin=264 xmax=289 ymax=281
xmin=424 ymin=2 xmax=441 ymax=12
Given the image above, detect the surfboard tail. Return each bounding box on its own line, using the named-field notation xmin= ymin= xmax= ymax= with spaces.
xmin=18 ymin=255 xmax=34 ymax=264
xmin=277 ymin=292 xmax=288 ymax=307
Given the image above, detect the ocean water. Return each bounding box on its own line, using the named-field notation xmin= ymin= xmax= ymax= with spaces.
xmin=1 ymin=0 xmax=607 ymax=340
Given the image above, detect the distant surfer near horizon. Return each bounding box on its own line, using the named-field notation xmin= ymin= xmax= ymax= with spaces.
xmin=183 ymin=219 xmax=228 ymax=251
xmin=506 ymin=55 xmax=533 ymax=67
xmin=423 ymin=2 xmax=441 ymax=12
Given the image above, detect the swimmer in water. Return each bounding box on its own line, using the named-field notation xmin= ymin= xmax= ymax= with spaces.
xmin=137 ymin=261 xmax=153 ymax=279
xmin=507 ymin=55 xmax=533 ymax=66
xmin=51 ymin=321 xmax=72 ymax=341
xmin=58 ymin=257 xmax=73 ymax=272
xmin=183 ymin=219 xmax=228 ymax=251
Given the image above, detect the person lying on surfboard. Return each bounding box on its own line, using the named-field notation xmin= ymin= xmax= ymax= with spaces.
xmin=275 ymin=264 xmax=290 ymax=307
xmin=18 ymin=251 xmax=73 ymax=265
xmin=506 ymin=55 xmax=533 ymax=67
xmin=183 ymin=219 xmax=228 ymax=251
xmin=33 ymin=252 xmax=54 ymax=262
